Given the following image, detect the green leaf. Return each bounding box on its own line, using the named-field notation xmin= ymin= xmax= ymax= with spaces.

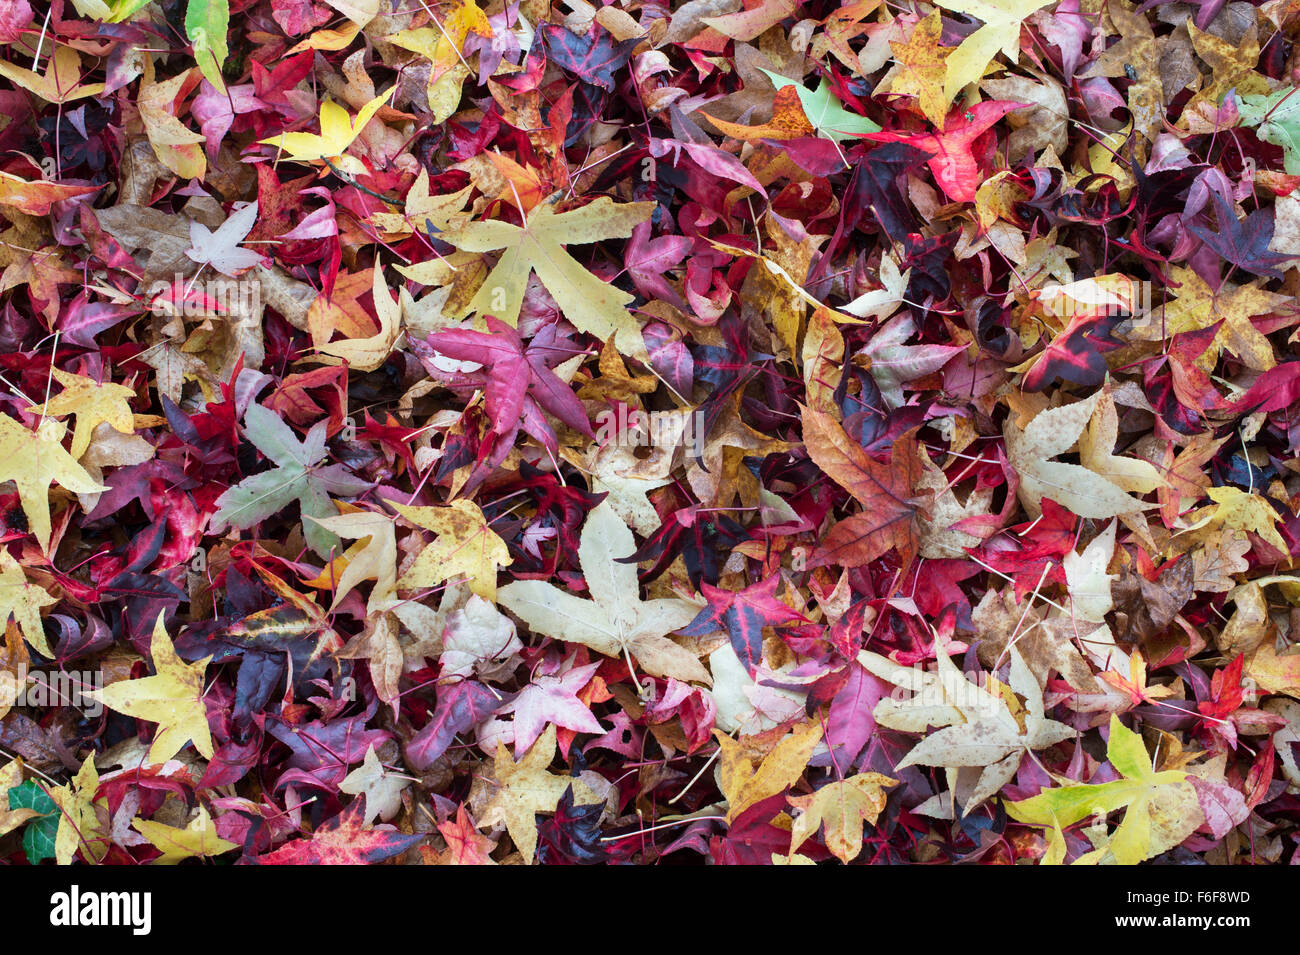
xmin=1003 ymin=715 xmax=1203 ymax=865
xmin=109 ymin=0 xmax=154 ymax=21
xmin=1236 ymin=89 xmax=1300 ymax=175
xmin=8 ymin=779 xmax=58 ymax=864
xmin=211 ymin=403 xmax=372 ymax=558
xmin=759 ymin=70 xmax=881 ymax=142
xmin=185 ymin=0 xmax=230 ymax=94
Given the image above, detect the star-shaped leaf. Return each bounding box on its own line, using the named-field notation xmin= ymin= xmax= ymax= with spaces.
xmin=0 ymin=550 xmax=57 ymax=658
xmin=339 ymin=744 xmax=411 ymax=823
xmin=498 ymin=502 xmax=710 ymax=685
xmin=134 ymin=805 xmax=238 ymax=864
xmin=788 ymin=772 xmax=898 ymax=863
xmin=441 ymin=197 xmax=655 ymax=355
xmin=87 ymin=611 xmax=213 ymax=765
xmin=211 ymin=401 xmax=372 ymax=558
xmin=0 ymin=414 xmax=107 ymax=552
xmin=391 ymin=498 xmax=510 ymax=601
xmin=28 ymin=367 xmax=137 ymax=461
xmin=475 ymin=724 xmax=598 ymax=864
xmin=1004 ymin=714 xmax=1204 ymax=865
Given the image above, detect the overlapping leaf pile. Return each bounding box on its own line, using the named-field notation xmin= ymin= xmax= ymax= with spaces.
xmin=1 ymin=0 xmax=1300 ymax=866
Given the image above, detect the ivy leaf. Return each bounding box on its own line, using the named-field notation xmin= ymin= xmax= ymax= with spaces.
xmin=5 ymin=776 xmax=57 ymax=864
xmin=210 ymin=402 xmax=372 ymax=558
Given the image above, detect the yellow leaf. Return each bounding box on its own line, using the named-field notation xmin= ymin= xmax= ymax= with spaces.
xmin=788 ymin=773 xmax=897 ymax=862
xmin=370 ymin=170 xmax=473 ymax=236
xmin=339 ymin=744 xmax=409 ymax=823
xmin=1246 ymin=640 xmax=1300 ymax=699
xmin=315 ymin=265 xmax=404 ymax=371
xmin=134 ymin=805 xmax=237 ymax=864
xmin=88 ymin=612 xmax=213 ymax=764
xmin=259 ymin=88 xmax=393 ymax=176
xmin=0 ymin=47 xmax=104 ymax=104
xmin=475 ymin=725 xmax=598 ymax=864
xmin=71 ymin=0 xmax=114 ymax=18
xmin=443 ymin=197 xmax=655 ymax=357
xmin=1078 ymin=384 xmax=1164 ymax=495
xmin=0 ymin=759 xmax=38 ymax=837
xmin=285 ymin=21 xmax=362 ymax=54
xmin=496 ymin=502 xmax=710 ymax=685
xmin=1004 ymin=715 xmax=1202 ymax=865
xmin=305 ymin=508 xmax=397 ymax=612
xmin=715 ymin=720 xmax=823 ymax=824
xmin=51 ymin=753 xmax=107 ymax=865
xmin=390 ymin=2 xmax=491 ymax=123
xmin=1206 ymin=486 xmax=1289 ymax=555
xmin=139 ymin=69 xmax=206 ymax=180
xmin=392 ymin=499 xmax=509 ymax=600
xmin=0 ymin=550 xmax=57 ymax=657
xmin=0 ymin=413 xmax=106 ymax=552
xmin=935 ymin=0 xmax=1052 ymax=104
xmin=28 ymin=367 xmax=137 ymax=460
xmin=885 ymin=11 xmax=951 ymax=125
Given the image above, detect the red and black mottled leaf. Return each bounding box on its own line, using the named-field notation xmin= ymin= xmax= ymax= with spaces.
xmin=1020 ymin=311 xmax=1122 ymax=392
xmin=680 ymin=575 xmax=805 ymax=675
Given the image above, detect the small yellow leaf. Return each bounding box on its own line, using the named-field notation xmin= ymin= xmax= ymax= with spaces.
xmin=259 ymin=89 xmax=393 ymax=175
xmin=715 ymin=721 xmax=823 ymax=824
xmin=393 ymin=499 xmax=509 ymax=600
xmin=134 ymin=806 xmax=237 ymax=864
xmin=788 ymin=773 xmax=898 ymax=862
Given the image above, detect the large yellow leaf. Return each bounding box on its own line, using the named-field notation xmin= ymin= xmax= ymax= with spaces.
xmin=1004 ymin=715 xmax=1203 ymax=865
xmin=442 ymin=197 xmax=655 ymax=356
xmin=88 ymin=612 xmax=214 ymax=765
xmin=935 ymin=0 xmax=1052 ymax=104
